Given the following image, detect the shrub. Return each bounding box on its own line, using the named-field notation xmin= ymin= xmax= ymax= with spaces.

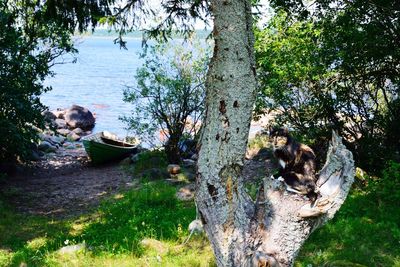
xmin=255 ymin=6 xmax=400 ymax=174
xmin=0 ymin=1 xmax=74 ymax=163
xmin=122 ymin=40 xmax=210 ymax=163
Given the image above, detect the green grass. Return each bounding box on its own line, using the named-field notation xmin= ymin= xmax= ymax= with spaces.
xmin=247 ymin=134 xmax=270 ymax=151
xmin=296 ymin=162 xmax=400 ymax=267
xmin=0 ymin=182 xmax=215 ymax=267
xmin=1 ymin=159 xmax=399 ymax=267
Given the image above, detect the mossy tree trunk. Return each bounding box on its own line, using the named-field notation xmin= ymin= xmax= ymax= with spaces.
xmin=195 ymin=0 xmax=355 ymax=266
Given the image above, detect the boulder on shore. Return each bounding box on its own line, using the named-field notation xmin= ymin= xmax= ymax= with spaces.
xmin=38 ymin=141 xmax=57 ymax=153
xmin=42 ymin=110 xmax=57 ymax=122
xmin=54 ymin=119 xmax=67 ymax=129
xmin=72 ymin=128 xmax=84 ymax=135
xmin=52 ymin=109 xmax=66 ymax=119
xmin=65 ymin=105 xmax=95 ymax=130
xmin=57 ymin=129 xmax=71 ymax=136
xmin=67 ymin=132 xmax=81 ymax=142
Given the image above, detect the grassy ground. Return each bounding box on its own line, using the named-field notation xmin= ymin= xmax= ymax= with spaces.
xmin=0 ymin=181 xmax=215 ymax=267
xmin=1 ymin=150 xmax=399 ymax=266
xmin=296 ymin=162 xmax=400 ymax=267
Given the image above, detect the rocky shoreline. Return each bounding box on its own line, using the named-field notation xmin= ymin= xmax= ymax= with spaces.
xmin=32 ymin=105 xmax=96 ymax=161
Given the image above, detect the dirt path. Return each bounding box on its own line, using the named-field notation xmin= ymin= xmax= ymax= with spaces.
xmin=1 ymin=147 xmax=135 ymax=218
xmin=0 ymin=143 xmax=277 ymax=218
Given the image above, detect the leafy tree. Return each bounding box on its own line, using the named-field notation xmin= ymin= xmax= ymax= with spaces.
xmin=0 ymin=1 xmax=75 ymax=163
xmin=256 ymin=0 xmax=400 ymax=173
xmin=122 ymin=40 xmax=209 ymax=163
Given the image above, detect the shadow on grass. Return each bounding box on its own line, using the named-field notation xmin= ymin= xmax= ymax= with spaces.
xmin=0 ymin=181 xmax=198 ymax=267
xmin=80 ymin=181 xmax=196 ymax=255
xmin=0 ymin=199 xmax=75 ymax=266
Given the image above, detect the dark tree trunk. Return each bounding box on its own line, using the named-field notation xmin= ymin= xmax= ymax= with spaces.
xmin=165 ymin=134 xmax=181 ymax=164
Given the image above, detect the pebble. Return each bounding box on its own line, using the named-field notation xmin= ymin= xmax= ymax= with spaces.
xmin=167 ymin=164 xmax=181 ymax=174
xmin=182 ymin=159 xmax=196 ymax=168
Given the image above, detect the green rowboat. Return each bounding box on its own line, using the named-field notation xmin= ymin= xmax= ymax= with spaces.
xmin=82 ymin=131 xmax=139 ymax=164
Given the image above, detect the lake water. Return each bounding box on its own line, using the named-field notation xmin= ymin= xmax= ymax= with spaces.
xmin=42 ymin=36 xmax=264 ymax=140
xmin=43 ymin=36 xmax=144 ymax=137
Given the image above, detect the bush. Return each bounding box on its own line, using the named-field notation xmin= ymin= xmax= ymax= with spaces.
xmin=0 ymin=1 xmax=74 ymax=163
xmin=122 ymin=40 xmax=210 ymax=163
xmin=255 ymin=5 xmax=400 ymax=174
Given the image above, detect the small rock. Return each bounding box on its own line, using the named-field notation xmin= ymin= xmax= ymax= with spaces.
xmin=63 ymin=142 xmax=76 ymax=150
xmin=38 ymin=133 xmax=47 ymax=140
xmin=167 ymin=164 xmax=181 ymax=174
xmin=190 ymin=154 xmax=198 ymax=161
xmin=67 ymin=132 xmax=81 ymax=141
xmin=188 ymin=219 xmax=203 ymax=234
xmin=54 ymin=118 xmax=67 ymax=129
xmin=72 ymin=128 xmax=84 ymax=135
xmin=38 ymin=141 xmax=57 ymax=153
xmin=182 ymin=159 xmax=196 ymax=168
xmin=49 ymin=135 xmax=65 ymax=145
xmin=130 ymin=150 xmax=148 ymax=163
xmin=84 ymin=130 xmax=92 ymax=136
xmin=140 ymin=239 xmax=167 ymax=255
xmin=57 ymin=128 xmax=71 ymax=136
xmin=176 ymin=184 xmax=196 ymax=201
xmin=45 ymin=152 xmax=56 ymax=158
xmin=29 ymin=150 xmax=42 ymax=161
xmin=131 ymin=153 xmax=140 ymax=163
xmin=52 ymin=109 xmax=66 ymax=119
xmin=41 ymin=134 xmax=63 ymax=147
xmin=75 ymin=142 xmax=82 ymax=148
xmin=58 ymin=243 xmax=86 ymax=254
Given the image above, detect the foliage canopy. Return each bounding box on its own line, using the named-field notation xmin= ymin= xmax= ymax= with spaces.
xmin=255 ymin=0 xmax=400 ymax=172
xmin=0 ymin=1 xmax=75 ymax=163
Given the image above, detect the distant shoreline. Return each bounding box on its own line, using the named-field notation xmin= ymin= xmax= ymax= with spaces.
xmin=74 ymin=29 xmax=211 ymax=39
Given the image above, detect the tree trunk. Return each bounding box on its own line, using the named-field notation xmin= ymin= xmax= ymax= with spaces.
xmin=195 ymin=0 xmax=355 ymax=266
xmin=165 ymin=133 xmax=181 ymax=164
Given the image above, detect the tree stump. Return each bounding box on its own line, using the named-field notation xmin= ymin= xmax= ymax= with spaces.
xmin=251 ymin=131 xmax=355 ymax=266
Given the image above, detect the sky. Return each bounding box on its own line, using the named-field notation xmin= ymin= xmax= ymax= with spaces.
xmin=107 ymin=0 xmax=273 ymax=30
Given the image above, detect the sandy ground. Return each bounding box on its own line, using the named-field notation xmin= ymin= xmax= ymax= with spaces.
xmin=0 ymin=146 xmax=134 ymax=218
xmin=0 ymin=143 xmax=276 ymax=218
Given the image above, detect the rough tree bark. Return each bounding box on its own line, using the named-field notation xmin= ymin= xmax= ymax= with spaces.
xmin=195 ymin=0 xmax=355 ymax=266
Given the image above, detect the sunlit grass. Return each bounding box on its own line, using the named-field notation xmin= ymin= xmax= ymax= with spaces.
xmin=1 ymin=160 xmax=399 ymax=267
xmin=295 ymin=164 xmax=400 ymax=266
xmin=0 ymin=181 xmax=214 ymax=267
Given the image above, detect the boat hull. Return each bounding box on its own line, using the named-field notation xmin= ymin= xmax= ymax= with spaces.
xmin=82 ymin=132 xmax=138 ymax=164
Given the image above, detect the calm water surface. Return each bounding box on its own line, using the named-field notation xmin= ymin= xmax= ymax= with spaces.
xmin=43 ymin=36 xmax=262 ymax=139
xmin=43 ymin=36 xmax=143 ymax=137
